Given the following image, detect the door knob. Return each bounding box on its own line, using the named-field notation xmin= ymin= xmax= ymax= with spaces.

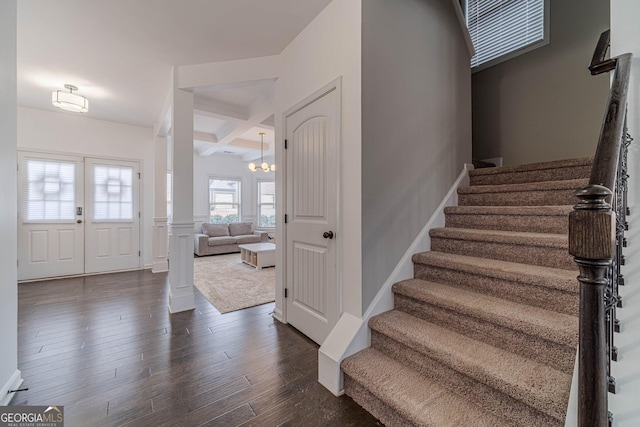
xmin=77 ymin=220 xmax=83 ymax=224
xmin=323 ymin=231 xmax=334 ymax=239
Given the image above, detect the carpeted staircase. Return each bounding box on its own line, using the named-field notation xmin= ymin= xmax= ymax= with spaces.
xmin=342 ymin=157 xmax=593 ymax=426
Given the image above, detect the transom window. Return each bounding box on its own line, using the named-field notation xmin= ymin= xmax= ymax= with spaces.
xmin=466 ymin=0 xmax=547 ymax=70
xmin=24 ymin=159 xmax=76 ymax=221
xmin=209 ymin=178 xmax=241 ymax=224
xmin=93 ymin=165 xmax=134 ymax=220
xmin=258 ymin=181 xmax=275 ymax=228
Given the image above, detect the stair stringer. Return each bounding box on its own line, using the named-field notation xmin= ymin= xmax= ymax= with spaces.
xmin=318 ymin=163 xmax=474 ymax=396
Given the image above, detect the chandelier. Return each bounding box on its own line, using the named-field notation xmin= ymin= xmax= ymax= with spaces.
xmin=248 ymin=132 xmax=275 ymax=172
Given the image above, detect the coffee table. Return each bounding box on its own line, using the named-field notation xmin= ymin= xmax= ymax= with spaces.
xmin=238 ymin=242 xmax=276 ymax=270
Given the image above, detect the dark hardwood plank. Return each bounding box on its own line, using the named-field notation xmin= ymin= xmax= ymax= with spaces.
xmin=12 ymin=269 xmax=379 ymax=426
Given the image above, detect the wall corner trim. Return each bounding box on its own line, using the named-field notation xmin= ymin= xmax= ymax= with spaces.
xmin=0 ymin=370 xmax=23 ymax=406
xmin=450 ymin=0 xmax=476 ymax=57
xmin=317 ymin=163 xmax=474 ymax=396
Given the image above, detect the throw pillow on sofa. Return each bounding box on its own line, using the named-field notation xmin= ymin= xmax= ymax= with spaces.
xmin=228 ymin=222 xmax=252 ymax=236
xmin=202 ymin=223 xmax=229 ymax=237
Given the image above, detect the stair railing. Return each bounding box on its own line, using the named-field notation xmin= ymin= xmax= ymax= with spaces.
xmin=569 ymin=29 xmax=633 ymax=427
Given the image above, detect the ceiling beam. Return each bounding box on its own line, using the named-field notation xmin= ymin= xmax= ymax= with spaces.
xmin=177 ymin=55 xmax=280 ymax=90
xmin=193 ymin=98 xmax=249 ymax=123
xmin=193 ymin=131 xmax=217 ymax=144
xmin=198 ymin=91 xmax=274 ymax=157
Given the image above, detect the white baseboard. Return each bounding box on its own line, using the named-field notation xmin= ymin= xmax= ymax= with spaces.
xmin=151 ymin=260 xmax=168 ymax=273
xmin=168 ymin=291 xmax=195 ymax=313
xmin=272 ymin=308 xmax=285 ymax=323
xmin=0 ymin=370 xmax=23 ymax=406
xmin=317 ymin=164 xmax=474 ymax=396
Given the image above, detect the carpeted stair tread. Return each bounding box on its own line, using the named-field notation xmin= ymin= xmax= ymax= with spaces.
xmin=411 ymin=251 xmax=577 ymax=293
xmin=429 ymin=227 xmax=574 ymax=270
xmin=469 ymin=157 xmax=592 ymax=186
xmin=342 ymin=347 xmax=513 ymax=427
xmin=445 ymin=205 xmax=573 ymax=216
xmin=368 ymin=311 xmax=572 ymax=420
xmin=459 ymin=178 xmax=588 ymax=195
xmin=445 ymin=205 xmax=572 ymax=233
xmin=429 ymin=227 xmax=567 ymax=248
xmin=457 ymin=178 xmax=587 ymax=206
xmin=392 ymin=278 xmax=578 ymax=347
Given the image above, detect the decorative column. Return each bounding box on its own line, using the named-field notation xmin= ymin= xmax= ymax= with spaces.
xmin=168 ymin=67 xmax=195 ymax=313
xmin=152 ymin=135 xmax=169 ymax=273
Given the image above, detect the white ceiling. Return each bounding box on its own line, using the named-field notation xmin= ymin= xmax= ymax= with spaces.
xmin=17 ymin=0 xmax=331 ymax=156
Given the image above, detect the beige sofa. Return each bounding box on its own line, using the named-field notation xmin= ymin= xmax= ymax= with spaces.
xmin=194 ymin=222 xmax=268 ymax=256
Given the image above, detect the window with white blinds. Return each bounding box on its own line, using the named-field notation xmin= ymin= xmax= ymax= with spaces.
xmin=258 ymin=181 xmax=275 ymax=227
xmin=209 ymin=178 xmax=241 ymax=224
xmin=24 ymin=159 xmax=76 ymax=221
xmin=93 ymin=165 xmax=134 ymax=220
xmin=467 ymin=0 xmax=546 ymax=69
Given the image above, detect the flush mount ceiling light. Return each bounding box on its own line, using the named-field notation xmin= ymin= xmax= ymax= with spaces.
xmin=52 ymin=84 xmax=89 ymax=113
xmin=248 ymin=132 xmax=275 ymax=172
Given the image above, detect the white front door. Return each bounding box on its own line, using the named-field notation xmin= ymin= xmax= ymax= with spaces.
xmin=17 ymin=153 xmax=141 ymax=280
xmin=17 ymin=152 xmax=85 ymax=280
xmin=285 ymin=82 xmax=340 ymax=345
xmin=84 ymin=158 xmax=140 ymax=274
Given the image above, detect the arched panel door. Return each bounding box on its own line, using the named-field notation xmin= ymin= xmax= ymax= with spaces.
xmin=285 ymin=84 xmax=339 ymax=345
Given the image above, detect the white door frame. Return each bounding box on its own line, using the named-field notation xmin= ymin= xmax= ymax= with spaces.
xmin=281 ymin=77 xmax=343 ymax=329
xmin=17 ymin=149 xmax=144 ymax=280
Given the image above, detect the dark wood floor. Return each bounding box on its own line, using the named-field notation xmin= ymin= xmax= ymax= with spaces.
xmin=12 ymin=270 xmax=381 ymax=426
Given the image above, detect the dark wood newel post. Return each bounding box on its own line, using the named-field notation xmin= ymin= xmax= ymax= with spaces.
xmin=569 ymin=185 xmax=616 ymax=427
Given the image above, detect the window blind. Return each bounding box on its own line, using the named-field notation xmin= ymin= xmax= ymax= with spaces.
xmin=24 ymin=159 xmax=76 ymax=221
xmin=467 ymin=0 xmax=545 ymax=68
xmin=93 ymin=165 xmax=133 ymax=220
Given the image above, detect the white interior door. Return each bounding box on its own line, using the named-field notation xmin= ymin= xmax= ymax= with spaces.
xmin=285 ymin=83 xmax=340 ymax=345
xmin=17 ymin=152 xmax=85 ymax=281
xmin=84 ymin=158 xmax=140 ymax=274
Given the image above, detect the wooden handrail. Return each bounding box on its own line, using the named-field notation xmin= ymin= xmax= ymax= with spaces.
xmin=588 ymin=34 xmax=632 ymax=190
xmin=569 ymin=30 xmax=633 ymax=427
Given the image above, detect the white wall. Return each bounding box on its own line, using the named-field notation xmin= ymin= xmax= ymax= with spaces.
xmin=192 ymin=152 xmax=275 ymax=230
xmin=361 ymin=0 xmax=472 ymax=310
xmin=17 ymin=107 xmax=155 ymax=268
xmin=0 ymin=0 xmax=20 ymax=405
xmin=275 ymin=0 xmax=362 ymax=317
xmin=609 ymin=2 xmax=640 ymax=421
xmin=612 ymin=2 xmax=640 ymax=209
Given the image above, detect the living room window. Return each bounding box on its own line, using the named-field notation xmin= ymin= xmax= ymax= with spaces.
xmin=209 ymin=178 xmax=241 ymax=224
xmin=257 ymin=180 xmax=275 ymax=228
xmin=465 ymin=0 xmax=548 ymax=71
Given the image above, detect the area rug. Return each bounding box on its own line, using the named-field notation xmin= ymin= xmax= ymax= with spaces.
xmin=193 ymin=253 xmax=275 ymax=314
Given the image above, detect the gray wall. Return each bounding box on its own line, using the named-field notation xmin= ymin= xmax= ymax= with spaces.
xmin=361 ymin=0 xmax=472 ymax=311
xmin=0 ymin=0 xmax=19 ymax=403
xmin=472 ymin=0 xmax=610 ymax=165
